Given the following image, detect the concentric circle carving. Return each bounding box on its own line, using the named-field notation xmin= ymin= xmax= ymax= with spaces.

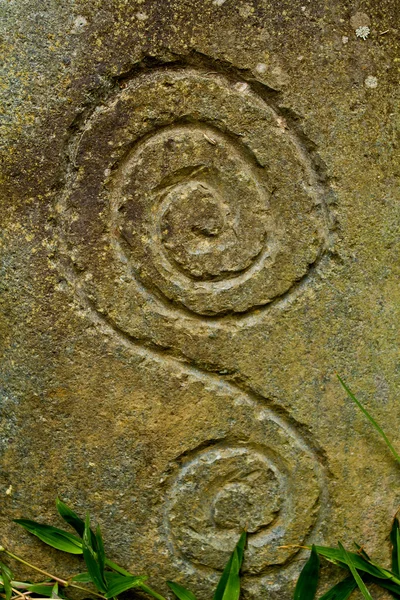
xmin=58 ymin=66 xmax=331 ymax=321
xmin=164 ymin=402 xmax=322 ymax=575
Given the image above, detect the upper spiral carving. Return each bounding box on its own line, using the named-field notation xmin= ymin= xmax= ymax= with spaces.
xmin=111 ymin=123 xmax=273 ymax=314
xmin=58 ymin=65 xmax=331 ymax=323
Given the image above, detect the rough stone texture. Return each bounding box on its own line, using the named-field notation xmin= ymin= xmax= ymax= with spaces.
xmin=0 ymin=0 xmax=399 ymax=598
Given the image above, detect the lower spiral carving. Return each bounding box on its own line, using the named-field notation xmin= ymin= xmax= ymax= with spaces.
xmin=165 ymin=401 xmax=321 ymax=575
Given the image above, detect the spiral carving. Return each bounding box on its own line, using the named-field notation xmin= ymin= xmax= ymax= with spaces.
xmin=165 ymin=401 xmax=321 ymax=575
xmin=111 ymin=123 xmax=273 ymax=315
xmin=59 ymin=65 xmax=331 ymax=322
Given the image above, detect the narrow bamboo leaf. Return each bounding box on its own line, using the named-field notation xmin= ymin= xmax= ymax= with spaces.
xmin=371 ymin=577 xmax=400 ymax=596
xmin=24 ymin=584 xmax=55 ymax=597
xmin=82 ymin=543 xmax=103 ymax=590
xmin=222 ymin=550 xmax=241 ymax=600
xmin=213 ymin=553 xmax=235 ymax=600
xmin=397 ymin=529 xmax=400 ymax=581
xmin=318 ymin=576 xmax=357 ymax=600
xmin=0 ymin=562 xmax=12 ymax=600
xmin=167 ymin=581 xmax=197 ymax=600
xmin=73 ymin=573 xmax=142 ymax=591
xmin=294 ymin=545 xmax=320 ymax=600
xmin=391 ymin=517 xmax=400 ymax=577
xmin=337 ymin=375 xmax=400 ymax=463
xmin=338 ymin=542 xmax=373 ymax=600
xmin=233 ymin=532 xmax=247 ymax=565
xmin=56 ymin=499 xmax=85 ymax=538
xmin=82 ymin=514 xmax=107 ymax=593
xmin=51 ymin=582 xmax=61 ymax=599
xmin=0 ymin=564 xmax=13 ymax=582
xmin=95 ymin=525 xmax=105 ymax=579
xmin=104 ymin=558 xmax=132 ymax=577
xmin=104 ymin=572 xmax=135 ymax=585
xmin=213 ymin=532 xmax=246 ymax=600
xmin=104 ymin=575 xmax=148 ymax=598
xmin=70 ymin=573 xmax=93 ymax=583
xmin=397 ymin=528 xmax=400 ymax=579
xmin=313 ymin=545 xmax=399 ymax=582
xmin=56 ymin=498 xmax=99 ymax=552
xmin=14 ymin=520 xmax=83 ymax=554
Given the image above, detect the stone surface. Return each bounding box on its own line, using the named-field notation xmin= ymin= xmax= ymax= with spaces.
xmin=0 ymin=0 xmax=399 ymax=598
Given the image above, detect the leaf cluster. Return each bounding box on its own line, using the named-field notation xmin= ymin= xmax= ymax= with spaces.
xmin=294 ymin=376 xmax=400 ymax=599
xmin=1 ymin=376 xmax=399 ymax=600
xmin=0 ymin=500 xmax=246 ymax=600
xmin=295 ymin=518 xmax=400 ymax=599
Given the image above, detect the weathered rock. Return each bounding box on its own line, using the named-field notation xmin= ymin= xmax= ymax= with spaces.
xmin=1 ymin=1 xmax=399 ymax=598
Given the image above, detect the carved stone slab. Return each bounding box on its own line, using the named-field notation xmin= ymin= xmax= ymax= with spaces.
xmin=1 ymin=2 xmax=399 ymax=599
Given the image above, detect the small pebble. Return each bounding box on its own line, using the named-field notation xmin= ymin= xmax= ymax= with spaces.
xmin=364 ymin=75 xmax=378 ymax=88
xmin=71 ymin=15 xmax=88 ymax=33
xmin=255 ymin=62 xmax=267 ymax=74
xmin=234 ymin=82 xmax=249 ymax=93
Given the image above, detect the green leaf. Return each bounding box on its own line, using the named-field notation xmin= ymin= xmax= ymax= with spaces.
xmin=213 ymin=532 xmax=246 ymax=600
xmin=70 ymin=572 xmax=93 ymax=583
xmin=0 ymin=562 xmax=13 ymax=600
xmin=82 ymin=514 xmax=107 ymax=593
xmin=337 ymin=375 xmax=400 ymax=463
xmin=56 ymin=498 xmax=101 ymax=553
xmin=234 ymin=531 xmax=247 ymax=565
xmin=313 ymin=545 xmax=399 ymax=582
xmin=338 ymin=542 xmax=373 ymax=600
xmin=56 ymin=499 xmax=85 ymax=537
xmin=104 ymin=558 xmax=132 ymax=577
xmin=72 ymin=571 xmax=137 ymax=586
xmin=24 ymin=583 xmax=56 ymax=597
xmin=0 ymin=564 xmax=13 ymax=582
xmin=167 ymin=581 xmax=197 ymax=600
xmin=318 ymin=576 xmax=357 ymax=600
xmin=371 ymin=577 xmax=400 ymax=596
xmin=56 ymin=500 xmax=133 ymax=579
xmin=104 ymin=572 xmax=133 ymax=585
xmin=95 ymin=525 xmax=106 ymax=577
xmin=51 ymin=582 xmax=62 ymax=599
xmin=14 ymin=519 xmax=83 ymax=554
xmin=104 ymin=575 xmax=148 ymax=598
xmin=223 ymin=550 xmax=241 ymax=600
xmin=391 ymin=517 xmax=400 ymax=577
xmin=294 ymin=545 xmax=320 ymax=600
